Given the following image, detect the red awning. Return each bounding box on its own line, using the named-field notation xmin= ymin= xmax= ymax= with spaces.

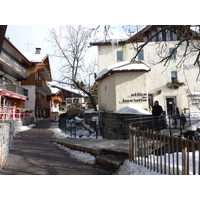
xmin=0 ymin=91 xmax=29 ymax=100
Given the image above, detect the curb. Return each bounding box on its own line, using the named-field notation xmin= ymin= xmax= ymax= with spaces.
xmin=51 ymin=140 xmax=129 ymax=174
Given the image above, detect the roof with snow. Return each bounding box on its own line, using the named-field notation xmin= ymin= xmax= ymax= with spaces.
xmin=96 ymin=61 xmax=150 ymax=81
xmin=23 ymin=52 xmax=48 ymax=63
xmin=50 ymin=87 xmax=60 ymax=95
xmin=49 ymin=84 xmax=87 ymax=97
xmin=114 ymin=104 xmax=151 ymax=115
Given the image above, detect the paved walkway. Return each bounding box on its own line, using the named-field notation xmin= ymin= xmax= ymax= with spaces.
xmin=0 ymin=120 xmax=103 ymax=175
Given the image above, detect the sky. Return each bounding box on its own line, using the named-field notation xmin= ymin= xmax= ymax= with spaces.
xmin=5 ymin=25 xmax=99 ymax=84
xmin=5 ymin=25 xmax=127 ymax=86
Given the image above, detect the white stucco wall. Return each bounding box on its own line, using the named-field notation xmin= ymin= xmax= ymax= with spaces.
xmin=23 ymin=85 xmax=36 ymax=116
xmin=115 ymin=72 xmax=148 ymax=111
xmin=98 ymin=75 xmax=116 ymax=111
xmin=97 ymin=40 xmax=200 ymax=113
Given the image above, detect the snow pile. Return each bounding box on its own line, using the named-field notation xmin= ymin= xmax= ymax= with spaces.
xmin=17 ymin=124 xmax=36 ymax=132
xmin=185 ymin=113 xmax=200 ymax=120
xmin=114 ymin=104 xmax=151 ymax=115
xmin=116 ymin=160 xmax=162 ymax=175
xmin=54 ymin=143 xmax=96 ymax=165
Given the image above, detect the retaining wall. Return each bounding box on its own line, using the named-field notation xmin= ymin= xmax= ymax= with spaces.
xmin=0 ymin=118 xmax=33 ymax=168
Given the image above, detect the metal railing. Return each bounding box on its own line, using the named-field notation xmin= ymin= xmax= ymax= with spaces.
xmin=0 ymin=94 xmax=31 ymax=122
xmin=0 ymin=81 xmax=28 ymax=97
xmin=0 ymin=51 xmax=28 ymax=77
xmin=59 ymin=117 xmax=98 ymax=138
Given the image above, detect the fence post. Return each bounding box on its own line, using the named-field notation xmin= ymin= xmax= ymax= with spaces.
xmin=129 ymin=126 xmax=136 ymax=162
xmin=182 ymin=138 xmax=188 ymax=175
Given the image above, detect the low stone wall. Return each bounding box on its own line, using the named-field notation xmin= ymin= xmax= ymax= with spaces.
xmin=0 ymin=117 xmax=33 ymax=168
xmin=0 ymin=120 xmax=15 ymax=168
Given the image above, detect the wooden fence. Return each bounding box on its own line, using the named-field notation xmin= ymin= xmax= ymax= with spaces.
xmin=129 ymin=126 xmax=200 ymax=175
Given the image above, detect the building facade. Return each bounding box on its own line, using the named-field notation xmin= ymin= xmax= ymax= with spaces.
xmin=0 ymin=37 xmax=31 ymax=113
xmin=50 ymin=85 xmax=88 ymax=110
xmin=21 ymin=48 xmax=52 ymax=120
xmin=91 ymin=25 xmax=200 ymax=115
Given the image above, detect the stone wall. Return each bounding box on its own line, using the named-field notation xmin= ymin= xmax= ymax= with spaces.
xmin=0 ymin=120 xmax=16 ymax=168
xmin=0 ymin=117 xmax=33 ymax=168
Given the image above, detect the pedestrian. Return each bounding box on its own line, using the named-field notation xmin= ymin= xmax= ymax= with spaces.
xmin=179 ymin=112 xmax=187 ymax=129
xmin=152 ymin=100 xmax=164 ymax=132
xmin=171 ymin=103 xmax=180 ymax=128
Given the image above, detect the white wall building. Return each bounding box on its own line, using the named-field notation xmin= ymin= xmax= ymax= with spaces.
xmin=91 ymin=25 xmax=200 ymax=115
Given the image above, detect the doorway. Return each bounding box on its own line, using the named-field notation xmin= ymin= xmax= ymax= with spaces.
xmin=166 ymin=97 xmax=176 ymax=115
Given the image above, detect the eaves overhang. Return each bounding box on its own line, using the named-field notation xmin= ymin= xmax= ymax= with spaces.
xmin=96 ymin=61 xmax=151 ymax=82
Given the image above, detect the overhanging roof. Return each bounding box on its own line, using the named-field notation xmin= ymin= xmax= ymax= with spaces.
xmin=96 ymin=61 xmax=150 ymax=82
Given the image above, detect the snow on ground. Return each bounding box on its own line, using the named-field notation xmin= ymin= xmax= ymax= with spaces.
xmin=53 ymin=143 xmax=96 ymax=165
xmin=114 ymin=104 xmax=151 ymax=115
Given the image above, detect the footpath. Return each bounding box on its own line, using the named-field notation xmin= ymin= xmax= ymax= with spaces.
xmin=0 ymin=119 xmax=129 ymax=175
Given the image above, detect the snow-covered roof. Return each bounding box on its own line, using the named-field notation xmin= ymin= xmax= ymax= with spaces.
xmin=96 ymin=61 xmax=150 ymax=81
xmin=23 ymin=52 xmax=48 ymax=63
xmin=114 ymin=104 xmax=151 ymax=115
xmin=50 ymin=84 xmax=87 ymax=97
xmin=50 ymin=87 xmax=60 ymax=95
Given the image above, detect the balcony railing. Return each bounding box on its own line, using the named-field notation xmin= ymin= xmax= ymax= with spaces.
xmin=0 ymin=51 xmax=28 ymax=77
xmin=0 ymin=80 xmax=28 ymax=97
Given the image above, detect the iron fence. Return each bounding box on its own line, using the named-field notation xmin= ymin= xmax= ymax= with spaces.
xmin=59 ymin=117 xmax=99 ymax=138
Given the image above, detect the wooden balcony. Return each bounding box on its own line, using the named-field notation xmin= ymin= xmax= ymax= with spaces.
xmin=35 ymin=99 xmax=50 ymax=108
xmin=36 ymin=64 xmax=52 ymax=81
xmin=0 ymin=79 xmax=28 ymax=99
xmin=0 ymin=51 xmax=28 ymax=80
xmin=35 ymin=80 xmax=51 ymax=94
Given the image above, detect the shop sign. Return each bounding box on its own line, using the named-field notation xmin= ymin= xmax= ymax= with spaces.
xmin=0 ymin=91 xmax=28 ymax=100
xmin=119 ymin=92 xmax=147 ymax=104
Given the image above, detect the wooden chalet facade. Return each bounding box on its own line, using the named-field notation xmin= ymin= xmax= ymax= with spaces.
xmin=50 ymin=85 xmax=87 ymax=110
xmin=21 ymin=48 xmax=52 ymax=120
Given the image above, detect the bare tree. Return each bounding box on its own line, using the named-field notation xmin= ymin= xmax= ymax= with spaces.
xmin=46 ymin=25 xmax=98 ymax=110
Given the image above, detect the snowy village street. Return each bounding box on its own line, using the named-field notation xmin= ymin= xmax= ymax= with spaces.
xmin=0 ymin=120 xmax=103 ymax=175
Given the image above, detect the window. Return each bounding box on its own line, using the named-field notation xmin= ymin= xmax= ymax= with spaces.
xmin=116 ymin=50 xmax=123 ymax=61
xmin=172 ymin=32 xmax=178 ymax=41
xmin=158 ymin=27 xmax=163 ymax=41
xmin=138 ymin=50 xmax=144 ymax=60
xmin=143 ymin=36 xmax=148 ymax=42
xmin=151 ymin=31 xmax=156 ymax=42
xmin=169 ymin=48 xmax=176 ymax=59
xmin=73 ymin=99 xmax=78 ymax=103
xmin=171 ymin=71 xmax=177 ymax=82
xmin=67 ymin=99 xmax=72 ymax=103
xmin=166 ymin=29 xmax=171 ymax=41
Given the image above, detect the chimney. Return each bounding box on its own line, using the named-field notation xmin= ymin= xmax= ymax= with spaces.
xmin=35 ymin=47 xmax=41 ymax=54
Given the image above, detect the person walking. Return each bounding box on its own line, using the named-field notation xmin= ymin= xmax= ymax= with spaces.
xmin=152 ymin=100 xmax=164 ymax=132
xmin=171 ymin=103 xmax=180 ymax=128
xmin=179 ymin=112 xmax=186 ymax=129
